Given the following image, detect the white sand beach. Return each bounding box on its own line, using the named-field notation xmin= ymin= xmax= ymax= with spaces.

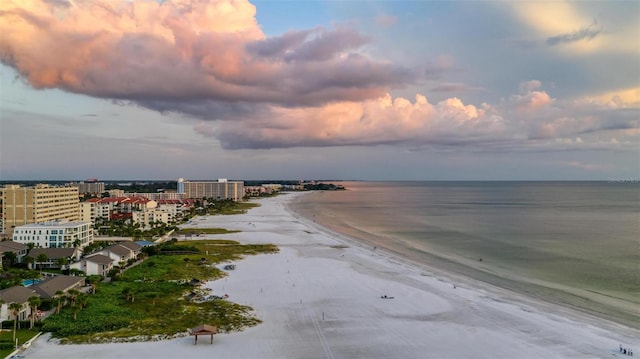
xmin=22 ymin=193 xmax=639 ymax=358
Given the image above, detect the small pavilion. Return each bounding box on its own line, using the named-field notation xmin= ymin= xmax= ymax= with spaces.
xmin=190 ymin=324 xmax=218 ymax=345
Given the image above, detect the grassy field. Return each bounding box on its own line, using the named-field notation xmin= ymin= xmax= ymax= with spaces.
xmin=41 ymin=239 xmax=278 ymax=343
xmin=0 ymin=329 xmax=40 ymax=358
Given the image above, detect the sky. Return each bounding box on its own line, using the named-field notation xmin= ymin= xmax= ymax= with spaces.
xmin=0 ymin=0 xmax=638 ymax=181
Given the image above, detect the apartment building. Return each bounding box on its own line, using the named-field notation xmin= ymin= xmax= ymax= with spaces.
xmin=67 ymin=180 xmax=105 ymax=195
xmin=1 ymin=184 xmax=80 ymax=235
xmin=132 ymin=208 xmax=172 ymax=229
xmin=12 ymin=220 xmax=93 ymax=248
xmin=177 ymin=178 xmax=244 ymax=201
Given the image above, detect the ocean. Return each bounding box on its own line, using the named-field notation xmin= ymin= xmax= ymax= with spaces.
xmin=291 ymin=181 xmax=640 ymax=328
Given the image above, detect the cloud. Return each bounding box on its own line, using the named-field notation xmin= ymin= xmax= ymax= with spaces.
xmin=211 ymin=82 xmax=639 ymax=152
xmin=0 ymin=0 xmax=412 ymax=109
xmin=430 ymin=83 xmax=483 ymax=93
xmin=1 ymin=1 xmax=637 ymax=156
xmin=375 ymin=14 xmax=397 ymax=28
xmin=424 ymin=55 xmax=456 ymax=79
xmin=546 ymin=20 xmax=601 ymax=46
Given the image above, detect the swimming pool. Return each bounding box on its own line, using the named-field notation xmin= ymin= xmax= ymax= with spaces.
xmin=22 ymin=279 xmax=41 ymax=287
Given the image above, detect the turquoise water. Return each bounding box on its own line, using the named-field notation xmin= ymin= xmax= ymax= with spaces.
xmin=22 ymin=279 xmax=41 ymax=287
xmin=292 ymin=181 xmax=640 ymax=328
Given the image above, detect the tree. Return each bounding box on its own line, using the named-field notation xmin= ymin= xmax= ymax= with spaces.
xmin=121 ymin=287 xmax=135 ymax=303
xmin=86 ymin=275 xmax=101 ymax=294
xmin=9 ymin=302 xmax=23 ymax=343
xmin=36 ymin=253 xmax=48 ymax=271
xmin=67 ymin=289 xmax=80 ymax=308
xmin=23 ymin=256 xmax=34 ymax=269
xmin=73 ymin=293 xmax=88 ymax=320
xmin=54 ymin=290 xmax=64 ymax=314
xmin=28 ymin=296 xmax=41 ymax=329
xmin=2 ymin=251 xmax=16 ymax=269
xmin=56 ymin=257 xmax=69 ymax=269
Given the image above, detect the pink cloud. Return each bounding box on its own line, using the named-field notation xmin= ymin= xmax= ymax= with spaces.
xmin=212 ymin=81 xmax=638 ymax=151
xmin=0 ymin=0 xmax=410 ymax=107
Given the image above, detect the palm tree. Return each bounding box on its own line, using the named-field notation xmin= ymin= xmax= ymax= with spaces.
xmin=54 ymin=290 xmax=64 ymax=314
xmin=67 ymin=289 xmax=80 ymax=308
xmin=9 ymin=302 xmax=23 ymax=343
xmin=56 ymin=257 xmax=69 ymax=270
xmin=73 ymin=293 xmax=88 ymax=320
xmin=36 ymin=253 xmax=48 ymax=271
xmin=28 ymin=296 xmax=41 ymax=329
xmin=23 ymin=256 xmax=34 ymax=270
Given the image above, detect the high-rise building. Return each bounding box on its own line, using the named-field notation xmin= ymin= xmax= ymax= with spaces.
xmin=177 ymin=178 xmax=244 ymax=201
xmin=1 ymin=184 xmax=80 ymax=235
xmin=67 ymin=179 xmax=105 ymax=195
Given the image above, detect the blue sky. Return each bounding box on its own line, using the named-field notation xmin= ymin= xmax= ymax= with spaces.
xmin=0 ymin=0 xmax=638 ymax=180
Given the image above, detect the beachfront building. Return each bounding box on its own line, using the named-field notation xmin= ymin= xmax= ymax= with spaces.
xmin=1 ymin=184 xmax=80 ymax=236
xmin=95 ymin=243 xmax=140 ymax=264
xmin=12 ymin=221 xmax=93 ymax=249
xmin=0 ymin=286 xmax=36 ymax=322
xmin=69 ymin=254 xmax=114 ymax=276
xmin=123 ymin=192 xmax=183 ymax=200
xmin=30 ymin=275 xmax=86 ymax=299
xmin=66 ymin=179 xmax=105 ymax=195
xmin=177 ymin=178 xmax=244 ymax=201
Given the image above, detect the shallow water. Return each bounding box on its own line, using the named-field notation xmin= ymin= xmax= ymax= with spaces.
xmin=291 ymin=181 xmax=640 ymax=328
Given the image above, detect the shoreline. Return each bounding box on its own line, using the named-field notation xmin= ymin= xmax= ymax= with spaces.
xmin=22 ymin=193 xmax=639 ymax=358
xmin=289 ymin=190 xmax=640 ymax=330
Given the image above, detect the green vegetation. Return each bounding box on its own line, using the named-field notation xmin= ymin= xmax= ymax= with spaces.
xmin=303 ymin=182 xmax=345 ymax=191
xmin=41 ymin=239 xmax=278 ymax=343
xmin=0 ymin=268 xmax=42 ymax=289
xmin=94 ymin=218 xmax=178 ymax=239
xmin=175 ymin=228 xmax=241 ymax=236
xmin=0 ymin=328 xmax=40 ymax=358
xmin=185 ymin=199 xmax=260 ymax=218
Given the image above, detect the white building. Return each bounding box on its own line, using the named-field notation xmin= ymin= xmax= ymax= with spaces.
xmin=12 ymin=221 xmax=93 ymax=249
xmin=70 ymin=254 xmax=114 ymax=277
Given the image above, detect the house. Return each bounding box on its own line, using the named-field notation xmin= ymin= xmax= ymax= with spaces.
xmin=0 ymin=240 xmax=28 ymax=264
xmin=118 ymin=241 xmax=142 ymax=256
xmin=0 ymin=286 xmax=37 ymax=322
xmin=27 ymin=247 xmax=82 ymax=270
xmin=69 ymin=254 xmax=114 ymax=277
xmin=30 ymin=275 xmax=86 ymax=299
xmin=97 ymin=244 xmax=137 ymax=264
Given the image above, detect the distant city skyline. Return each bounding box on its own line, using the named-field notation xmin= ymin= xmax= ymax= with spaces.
xmin=1 ymin=0 xmax=638 ymax=181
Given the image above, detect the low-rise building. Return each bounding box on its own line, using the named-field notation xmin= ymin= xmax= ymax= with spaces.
xmin=0 ymin=241 xmax=28 ymax=264
xmin=0 ymin=286 xmax=36 ymax=321
xmin=31 ymin=275 xmax=86 ymax=299
xmin=12 ymin=221 xmax=93 ymax=249
xmin=27 ymin=247 xmax=82 ymax=269
xmin=96 ymin=243 xmax=138 ymax=264
xmin=69 ymin=254 xmax=114 ymax=277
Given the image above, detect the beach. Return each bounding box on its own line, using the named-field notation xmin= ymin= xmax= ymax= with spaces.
xmin=22 ymin=193 xmax=639 ymax=358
